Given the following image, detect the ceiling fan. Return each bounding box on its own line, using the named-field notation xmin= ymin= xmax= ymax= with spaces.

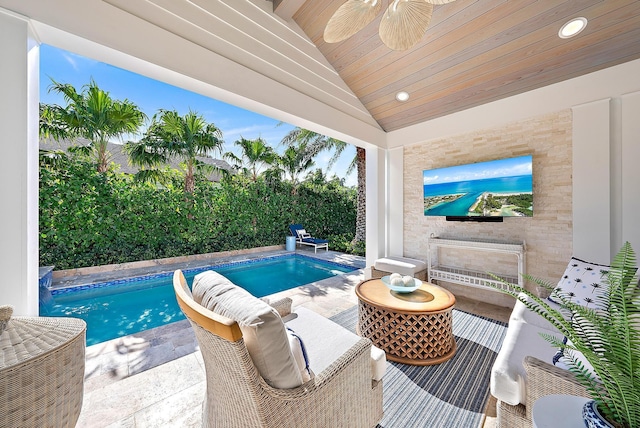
xmin=324 ymin=0 xmax=456 ymax=51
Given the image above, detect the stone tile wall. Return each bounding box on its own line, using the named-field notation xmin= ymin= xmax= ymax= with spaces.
xmin=403 ymin=110 xmax=573 ymax=297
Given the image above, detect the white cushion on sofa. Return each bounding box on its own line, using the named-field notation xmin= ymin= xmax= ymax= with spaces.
xmin=374 ymin=256 xmax=427 ymax=276
xmin=490 ymin=320 xmax=560 ymax=406
xmin=509 ymin=293 xmax=564 ymax=331
xmin=192 ymin=271 xmax=303 ymax=389
xmin=285 ymin=307 xmax=386 ymax=381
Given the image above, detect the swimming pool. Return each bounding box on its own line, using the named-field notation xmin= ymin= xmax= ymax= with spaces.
xmin=40 ymin=254 xmax=357 ymax=346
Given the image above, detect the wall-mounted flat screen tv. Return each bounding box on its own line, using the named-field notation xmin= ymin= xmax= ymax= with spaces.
xmin=423 ymin=155 xmax=533 ymax=219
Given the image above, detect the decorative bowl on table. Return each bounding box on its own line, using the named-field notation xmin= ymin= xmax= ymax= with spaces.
xmin=381 ymin=274 xmax=421 ymax=293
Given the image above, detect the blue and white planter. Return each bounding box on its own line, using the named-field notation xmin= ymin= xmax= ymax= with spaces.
xmin=582 ymin=400 xmax=616 ymax=428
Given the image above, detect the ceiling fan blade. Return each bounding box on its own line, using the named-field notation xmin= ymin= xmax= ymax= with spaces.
xmin=379 ymin=0 xmax=433 ymax=51
xmin=324 ymin=0 xmax=383 ymax=43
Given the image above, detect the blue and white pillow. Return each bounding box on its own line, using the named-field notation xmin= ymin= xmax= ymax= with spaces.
xmin=548 ymin=257 xmax=609 ymax=308
xmin=287 ymin=327 xmax=312 ymax=382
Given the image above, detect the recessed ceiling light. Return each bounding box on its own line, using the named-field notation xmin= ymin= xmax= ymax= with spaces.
xmin=396 ymin=91 xmax=409 ymax=102
xmin=559 ymin=17 xmax=587 ymax=39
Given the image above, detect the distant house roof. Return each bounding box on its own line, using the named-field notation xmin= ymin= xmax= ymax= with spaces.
xmin=41 ymin=138 xmax=234 ymax=182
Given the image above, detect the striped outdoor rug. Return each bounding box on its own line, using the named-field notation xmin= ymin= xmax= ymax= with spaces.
xmin=330 ymin=306 xmax=507 ymax=428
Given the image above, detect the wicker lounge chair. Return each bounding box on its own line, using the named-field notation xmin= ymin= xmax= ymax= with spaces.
xmin=173 ymin=270 xmax=383 ymax=428
xmin=0 ymin=307 xmax=86 ymax=428
xmin=288 ymin=224 xmax=329 ymax=253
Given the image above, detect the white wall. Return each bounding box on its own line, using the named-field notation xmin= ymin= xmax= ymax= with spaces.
xmin=572 ymin=91 xmax=640 ymax=262
xmin=621 ymin=91 xmax=640 ymax=255
xmin=572 ymin=99 xmax=611 ymax=264
xmin=387 ymin=148 xmax=404 ymax=256
xmin=0 ymin=10 xmax=39 ymax=315
xmin=365 ymin=146 xmax=386 ymax=267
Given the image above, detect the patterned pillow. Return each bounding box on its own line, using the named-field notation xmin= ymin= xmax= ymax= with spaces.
xmin=548 ymin=257 xmax=609 ymax=307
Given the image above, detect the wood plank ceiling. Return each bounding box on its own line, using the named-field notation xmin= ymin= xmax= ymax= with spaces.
xmin=288 ymin=0 xmax=640 ymax=132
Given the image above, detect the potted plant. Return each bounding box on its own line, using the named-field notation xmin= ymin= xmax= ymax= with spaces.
xmin=492 ymin=242 xmax=639 ymax=428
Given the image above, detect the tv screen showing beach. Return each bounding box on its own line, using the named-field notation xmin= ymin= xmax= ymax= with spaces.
xmin=423 ymin=155 xmax=533 ymax=217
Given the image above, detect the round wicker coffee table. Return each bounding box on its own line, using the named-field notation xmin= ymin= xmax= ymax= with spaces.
xmin=355 ymin=278 xmax=456 ymax=365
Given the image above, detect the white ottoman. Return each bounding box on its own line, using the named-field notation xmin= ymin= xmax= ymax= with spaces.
xmin=371 ymin=256 xmax=427 ymax=280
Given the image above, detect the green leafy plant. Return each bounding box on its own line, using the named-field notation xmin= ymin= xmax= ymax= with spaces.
xmin=493 ymin=242 xmax=640 ymax=428
xmin=40 ymin=157 xmax=358 ymax=269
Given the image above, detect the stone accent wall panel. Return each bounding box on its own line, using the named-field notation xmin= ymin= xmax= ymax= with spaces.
xmin=404 ymin=110 xmax=573 ymax=294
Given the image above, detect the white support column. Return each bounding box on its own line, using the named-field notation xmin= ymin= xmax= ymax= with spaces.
xmin=571 ymin=99 xmax=611 ymax=264
xmin=0 ymin=10 xmax=40 ymax=315
xmin=620 ymin=91 xmax=640 ymax=255
xmin=365 ymin=145 xmax=386 ymax=268
xmin=387 ymin=147 xmax=404 ymax=256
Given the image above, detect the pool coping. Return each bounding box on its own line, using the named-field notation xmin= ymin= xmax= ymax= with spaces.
xmin=49 ymin=247 xmax=366 ymax=291
xmin=49 ymin=252 xmax=364 ymax=294
xmin=51 ymin=244 xmax=286 ymax=281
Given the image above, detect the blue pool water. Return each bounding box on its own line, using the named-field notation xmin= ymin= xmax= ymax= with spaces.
xmin=41 ymin=255 xmax=356 ymax=346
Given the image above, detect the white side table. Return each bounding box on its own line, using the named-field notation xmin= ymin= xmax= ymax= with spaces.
xmin=532 ymin=394 xmax=590 ymax=428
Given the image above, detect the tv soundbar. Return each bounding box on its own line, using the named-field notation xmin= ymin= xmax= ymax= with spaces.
xmin=445 ymin=216 xmax=504 ymax=222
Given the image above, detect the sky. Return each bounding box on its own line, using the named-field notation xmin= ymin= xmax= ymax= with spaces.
xmin=423 ymin=155 xmax=533 ymax=185
xmin=39 ymin=44 xmax=356 ymax=186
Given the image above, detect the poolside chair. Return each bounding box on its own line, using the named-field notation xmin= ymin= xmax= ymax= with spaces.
xmin=173 ymin=269 xmax=384 ymax=428
xmin=288 ymin=224 xmax=329 ymax=253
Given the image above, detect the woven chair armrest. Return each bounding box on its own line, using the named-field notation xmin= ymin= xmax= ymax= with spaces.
xmin=524 ymin=355 xmax=590 ymax=419
xmin=261 ymin=297 xmax=293 ymax=317
xmin=258 ymin=337 xmax=372 ymax=401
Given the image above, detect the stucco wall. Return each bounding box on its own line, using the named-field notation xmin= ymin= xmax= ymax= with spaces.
xmin=403 ymin=110 xmax=573 ymax=297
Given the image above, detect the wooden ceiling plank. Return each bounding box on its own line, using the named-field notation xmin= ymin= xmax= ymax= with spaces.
xmin=379 ymin=25 xmax=640 ymax=130
xmin=320 ymin=0 xmax=483 ymax=63
xmin=375 ymin=28 xmax=640 ymax=124
xmin=368 ymin=1 xmax=639 ymax=115
xmin=351 ymin=0 xmax=599 ymax=98
xmin=295 ymin=0 xmax=346 ymax=45
xmin=273 ymin=0 xmax=306 ymax=21
xmin=335 ymin=0 xmax=507 ymax=80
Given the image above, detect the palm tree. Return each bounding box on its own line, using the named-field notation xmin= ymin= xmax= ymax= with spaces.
xmin=125 ymin=109 xmax=224 ymax=194
xmin=39 ymin=79 xmax=145 ymax=173
xmin=281 ymin=127 xmax=366 ymax=244
xmin=223 ymin=137 xmax=277 ymax=181
xmin=279 ymin=143 xmax=315 ymax=187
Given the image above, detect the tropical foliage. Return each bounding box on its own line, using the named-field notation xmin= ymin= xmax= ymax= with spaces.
xmin=39 ymin=80 xmax=364 ymax=268
xmin=125 ymin=109 xmax=225 ymax=193
xmin=40 ymin=79 xmax=145 ymax=172
xmin=224 ymin=137 xmax=277 ymax=181
xmin=39 ymin=156 xmax=359 ymax=269
xmin=493 ymin=243 xmax=640 ymax=428
xmin=281 ymin=127 xmax=366 ymax=244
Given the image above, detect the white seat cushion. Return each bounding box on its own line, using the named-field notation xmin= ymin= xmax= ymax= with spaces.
xmin=192 ymin=271 xmax=303 ymax=389
xmin=285 ymin=307 xmax=387 ymax=381
xmin=509 ymin=293 xmax=565 ymax=332
xmin=374 ymin=256 xmax=427 ymax=276
xmin=490 ymin=320 xmax=561 ymax=406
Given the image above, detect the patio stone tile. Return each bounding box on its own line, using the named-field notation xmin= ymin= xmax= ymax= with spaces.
xmin=105 ymin=416 xmax=136 ymax=428
xmin=129 ymin=340 xmax=178 ymax=375
xmin=77 ymin=353 xmax=203 ymax=428
xmin=131 ymin=381 xmax=205 ymax=427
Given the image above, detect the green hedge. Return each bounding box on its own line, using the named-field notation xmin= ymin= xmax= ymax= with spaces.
xmin=39 ymin=158 xmax=359 ymax=269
